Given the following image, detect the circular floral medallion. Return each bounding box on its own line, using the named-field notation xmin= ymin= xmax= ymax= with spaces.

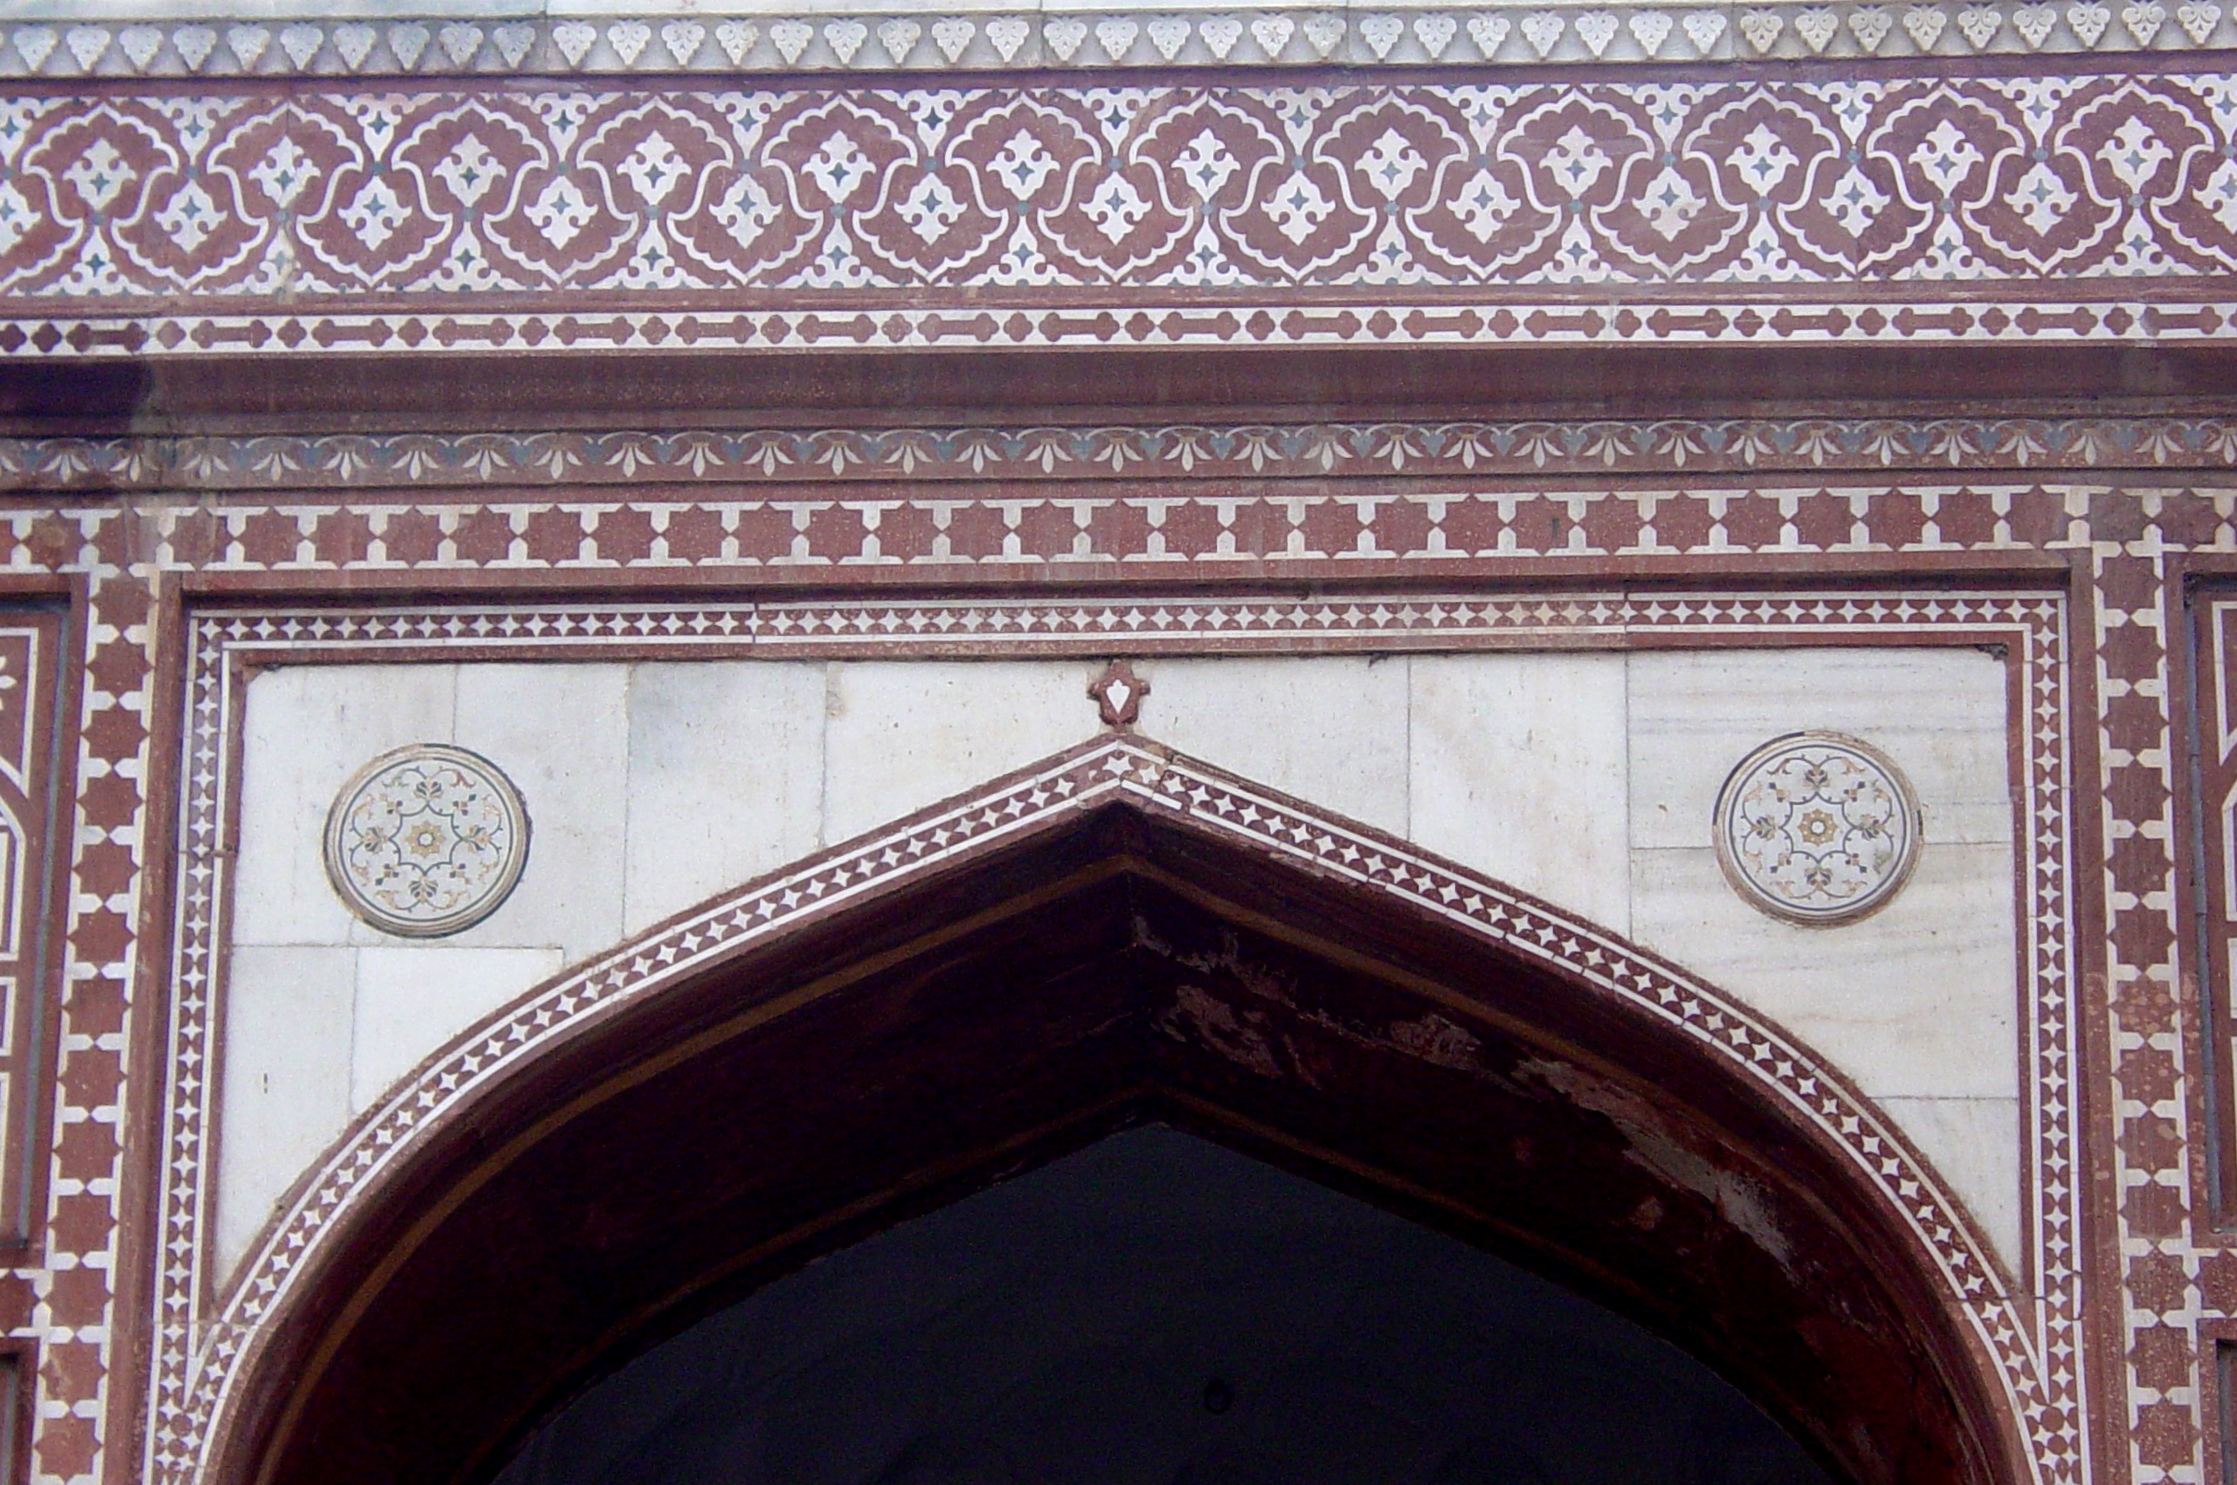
xmin=324 ymin=744 xmax=530 ymax=937
xmin=1713 ymin=732 xmax=1921 ymax=927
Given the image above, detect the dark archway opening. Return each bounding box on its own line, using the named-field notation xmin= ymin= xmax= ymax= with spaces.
xmin=493 ymin=1124 xmax=1833 ymax=1485
xmin=228 ymin=793 xmax=2016 ymax=1485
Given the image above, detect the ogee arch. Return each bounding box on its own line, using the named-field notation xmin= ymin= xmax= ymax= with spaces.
xmin=203 ymin=735 xmax=2037 ymax=1485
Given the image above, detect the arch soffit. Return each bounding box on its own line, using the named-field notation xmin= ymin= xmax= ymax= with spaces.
xmin=214 ymin=731 xmax=2037 ymax=1482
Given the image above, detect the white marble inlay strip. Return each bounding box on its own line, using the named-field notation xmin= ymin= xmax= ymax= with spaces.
xmin=6 ymin=0 xmax=2229 ymax=76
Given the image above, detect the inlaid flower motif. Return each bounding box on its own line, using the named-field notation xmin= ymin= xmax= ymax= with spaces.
xmin=1795 ymin=808 xmax=1838 ymax=845
xmin=403 ymin=819 xmax=449 ymax=857
xmin=1713 ymin=732 xmax=1920 ymax=926
xmin=324 ymin=744 xmax=530 ymax=936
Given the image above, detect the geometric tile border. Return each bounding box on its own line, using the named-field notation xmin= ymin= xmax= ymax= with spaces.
xmin=0 ymin=485 xmax=2225 ymax=572
xmin=9 ymin=3 xmax=2237 ymax=79
xmin=19 ymin=299 xmax=2237 ymax=357
xmin=2107 ymin=546 xmax=2228 ymax=1485
xmin=1 ymin=563 xmax=148 ymax=1485
xmin=151 ymin=587 xmax=2082 ymax=1485
xmin=0 ymin=482 xmax=2182 ymax=573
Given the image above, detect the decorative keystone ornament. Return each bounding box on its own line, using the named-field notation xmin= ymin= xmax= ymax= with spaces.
xmin=1712 ymin=731 xmax=1921 ymax=926
xmin=324 ymin=743 xmax=530 ymax=937
xmin=1088 ymin=659 xmax=1149 ymax=727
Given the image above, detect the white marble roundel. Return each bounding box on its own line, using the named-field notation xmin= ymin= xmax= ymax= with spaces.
xmin=1712 ymin=732 xmax=1921 ymax=926
xmin=324 ymin=744 xmax=530 ymax=937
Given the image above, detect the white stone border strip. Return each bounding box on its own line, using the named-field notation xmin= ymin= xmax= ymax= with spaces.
xmin=6 ymin=0 xmax=2230 ymax=77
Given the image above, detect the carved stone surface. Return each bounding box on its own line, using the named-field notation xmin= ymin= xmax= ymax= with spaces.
xmin=0 ymin=3 xmax=2220 ymax=1472
xmin=1714 ymin=731 xmax=1921 ymax=924
xmin=323 ymin=743 xmax=528 ymax=936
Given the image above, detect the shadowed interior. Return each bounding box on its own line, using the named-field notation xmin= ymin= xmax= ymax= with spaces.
xmin=491 ymin=1123 xmax=1835 ymax=1485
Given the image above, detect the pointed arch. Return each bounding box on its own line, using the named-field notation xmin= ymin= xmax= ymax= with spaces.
xmin=206 ymin=735 xmax=2038 ymax=1485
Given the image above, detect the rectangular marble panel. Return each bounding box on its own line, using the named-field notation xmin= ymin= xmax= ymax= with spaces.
xmin=1143 ymin=655 xmax=1411 ymax=838
xmin=1626 ymin=839 xmax=2017 ymax=1100
xmin=1626 ymin=646 xmax=2011 ymax=852
xmin=352 ymin=945 xmax=566 ymax=1113
xmin=622 ymin=661 xmax=826 ymax=936
xmin=214 ymin=945 xmax=356 ymax=1282
xmin=443 ymin=663 xmax=631 ymax=963
xmin=232 ymin=663 xmax=458 ymax=948
xmin=821 ymin=660 xmax=1105 ymax=845
xmin=1408 ymin=653 xmax=1629 ymax=935
xmin=1877 ymin=1094 xmax=2022 ymax=1280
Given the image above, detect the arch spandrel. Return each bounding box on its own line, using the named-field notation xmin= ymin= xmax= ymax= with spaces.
xmin=213 ymin=644 xmax=2023 ymax=1289
xmin=205 ymin=734 xmax=2031 ymax=1485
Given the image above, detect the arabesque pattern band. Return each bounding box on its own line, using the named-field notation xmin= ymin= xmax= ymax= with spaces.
xmin=13 ymin=74 xmax=2237 ymax=354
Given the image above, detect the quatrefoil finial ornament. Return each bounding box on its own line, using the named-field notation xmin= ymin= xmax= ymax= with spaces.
xmin=1713 ymin=731 xmax=1922 ymax=927
xmin=1088 ymin=660 xmax=1149 ymax=728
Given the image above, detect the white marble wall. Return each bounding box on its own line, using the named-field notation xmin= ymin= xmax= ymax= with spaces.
xmin=217 ymin=647 xmax=2019 ymax=1286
